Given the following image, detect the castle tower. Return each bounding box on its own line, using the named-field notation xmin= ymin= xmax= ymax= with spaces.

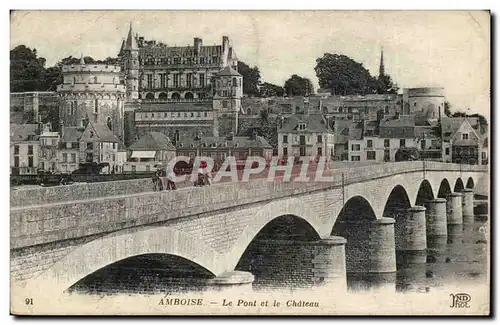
xmin=212 ymin=66 xmax=243 ymax=137
xmin=379 ymin=47 xmax=385 ymax=77
xmin=56 ymin=56 xmax=126 ymax=141
xmin=122 ymin=22 xmax=139 ymax=101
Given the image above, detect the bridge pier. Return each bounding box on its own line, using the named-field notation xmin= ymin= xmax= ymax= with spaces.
xmin=461 ymin=189 xmax=474 ymax=223
xmin=425 ymin=198 xmax=447 ymax=250
xmin=312 ymin=236 xmax=347 ymax=292
xmin=369 ymin=217 xmax=396 ymax=273
xmin=447 ymin=192 xmax=463 ymax=224
xmin=395 ymin=206 xmax=427 ymax=265
xmin=207 ymin=271 xmax=254 ymax=293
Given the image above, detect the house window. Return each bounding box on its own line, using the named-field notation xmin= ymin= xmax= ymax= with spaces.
xmin=113 ymin=143 xmax=116 ymax=149
xmin=351 ymin=155 xmax=360 ymax=161
xmin=367 ymin=151 xmax=376 ymax=160
xmin=462 ymin=133 xmax=469 ymax=140
xmin=222 ymin=100 xmax=228 ymax=108
xmin=160 ymin=73 xmax=167 ymax=88
xmin=317 ymin=147 xmax=323 ymax=156
xmin=14 ymin=156 xmax=19 ymax=167
xmin=400 ymin=139 xmax=406 ymax=147
xmin=384 ymin=139 xmax=390 ymax=148
xmin=173 ymin=74 xmax=180 ymax=88
xmin=94 ymin=99 xmax=98 ymax=114
xmin=283 ymin=135 xmax=288 ymax=143
xmin=62 ymin=153 xmax=67 ymax=162
xmin=317 ymin=135 xmax=323 ymax=143
xmin=481 ymin=152 xmax=486 ymax=159
xmin=131 ymin=165 xmax=136 ymax=173
xmin=186 ymin=73 xmax=193 ymax=88
xmin=71 ymin=153 xmax=76 ymax=162
xmin=28 ymin=156 xmax=33 ymax=167
xmin=14 ymin=145 xmax=19 ymax=155
xmin=351 ymin=144 xmax=360 ymax=151
xmin=445 ymin=148 xmax=450 ymax=155
xmin=232 ymin=77 xmax=237 ymax=87
xmin=27 ymin=145 xmax=33 ymax=155
xmin=204 ymin=112 xmax=208 ymax=117
xmin=87 ymin=142 xmax=93 ymax=150
xmin=367 ymin=140 xmax=373 ymax=148
xmin=283 ymin=147 xmax=288 ymax=157
xmin=199 ymin=73 xmax=205 ymax=87
xmin=146 ymin=165 xmax=150 ymax=172
xmin=147 ymin=74 xmax=153 ymax=89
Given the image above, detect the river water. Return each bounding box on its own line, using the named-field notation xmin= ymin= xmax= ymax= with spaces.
xmin=69 ymin=203 xmax=489 ymax=296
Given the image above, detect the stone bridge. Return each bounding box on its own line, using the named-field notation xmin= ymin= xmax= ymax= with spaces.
xmin=10 ymin=161 xmax=488 ymax=294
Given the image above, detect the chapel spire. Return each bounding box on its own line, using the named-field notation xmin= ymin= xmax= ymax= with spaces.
xmin=379 ymin=46 xmax=385 ymax=77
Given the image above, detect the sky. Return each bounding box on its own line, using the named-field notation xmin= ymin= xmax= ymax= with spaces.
xmin=10 ymin=10 xmax=490 ymax=118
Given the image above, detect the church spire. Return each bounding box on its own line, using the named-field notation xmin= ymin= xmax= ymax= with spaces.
xmin=80 ymin=53 xmax=85 ymax=65
xmin=379 ymin=46 xmax=385 ymax=77
xmin=125 ymin=21 xmax=138 ymax=50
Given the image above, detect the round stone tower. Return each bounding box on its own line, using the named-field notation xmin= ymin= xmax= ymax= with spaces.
xmin=407 ymin=87 xmax=445 ymax=123
xmin=57 ymin=56 xmax=127 ymax=141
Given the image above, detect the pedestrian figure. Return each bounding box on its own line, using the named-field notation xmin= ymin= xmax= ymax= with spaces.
xmin=167 ymin=169 xmax=177 ymax=190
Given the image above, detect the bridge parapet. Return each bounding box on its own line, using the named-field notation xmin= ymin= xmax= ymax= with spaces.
xmin=10 ymin=162 xmax=487 ymax=208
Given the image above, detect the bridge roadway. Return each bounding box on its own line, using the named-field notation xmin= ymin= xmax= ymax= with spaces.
xmin=10 ymin=161 xmax=488 ymax=296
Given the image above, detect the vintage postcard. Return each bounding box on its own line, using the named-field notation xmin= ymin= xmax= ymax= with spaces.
xmin=9 ymin=10 xmax=490 ymax=316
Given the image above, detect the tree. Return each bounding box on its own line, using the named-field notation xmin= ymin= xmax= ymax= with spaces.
xmin=259 ymin=82 xmax=285 ymax=97
xmin=237 ymin=61 xmax=261 ymax=96
xmin=444 ymin=101 xmax=452 ymax=117
xmin=283 ymin=74 xmax=314 ymax=96
xmin=10 ymin=45 xmax=47 ymax=92
xmin=314 ymin=53 xmax=382 ymax=95
xmin=376 ymin=74 xmax=397 ymax=94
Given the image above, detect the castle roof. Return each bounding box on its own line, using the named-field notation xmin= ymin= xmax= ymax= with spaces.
xmin=128 ymin=132 xmax=176 ymax=151
xmin=218 ymin=66 xmax=241 ymax=77
xmin=125 ymin=22 xmax=138 ymax=50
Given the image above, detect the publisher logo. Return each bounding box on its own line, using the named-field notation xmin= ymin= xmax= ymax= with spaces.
xmin=450 ymin=293 xmax=471 ymax=308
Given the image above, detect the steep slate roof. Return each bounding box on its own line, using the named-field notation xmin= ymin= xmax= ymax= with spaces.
xmin=441 ymin=117 xmax=480 ymax=141
xmin=84 ymin=122 xmax=120 ymax=143
xmin=379 ymin=115 xmax=415 ymax=128
xmin=332 ymin=119 xmax=354 ymax=144
xmin=61 ymin=127 xmax=83 ymax=142
xmin=348 ymin=122 xmax=364 ymax=140
xmin=218 ymin=66 xmax=241 ymax=77
xmin=128 ymin=132 xmax=176 ymax=151
xmin=137 ymin=102 xmax=212 ymax=112
xmin=414 ymin=126 xmax=439 ymax=138
xmin=278 ymin=113 xmax=332 ymax=133
xmin=176 ymin=135 xmax=272 ymax=149
xmin=140 ymin=44 xmax=223 ymax=57
xmin=10 ymin=124 xmax=39 ymax=142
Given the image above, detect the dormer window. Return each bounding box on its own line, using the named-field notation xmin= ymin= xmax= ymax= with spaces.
xmin=178 ymin=143 xmax=183 ymax=148
xmin=298 ymin=122 xmax=307 ymax=130
xmin=190 ymin=143 xmax=195 ymax=148
xmin=234 ymin=143 xmax=239 ymax=148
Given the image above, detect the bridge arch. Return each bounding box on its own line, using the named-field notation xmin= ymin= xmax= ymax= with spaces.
xmin=415 ymin=179 xmax=435 ymax=206
xmin=227 ymin=198 xmax=324 ymax=271
xmin=466 ymin=177 xmax=475 ymax=189
xmin=453 ymin=178 xmax=465 ymax=192
xmin=30 ymin=227 xmax=223 ymax=294
xmin=331 ymin=195 xmax=376 ymax=274
xmin=437 ymin=178 xmax=453 ymax=198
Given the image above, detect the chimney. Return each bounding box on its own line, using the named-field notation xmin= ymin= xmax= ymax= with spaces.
xmin=194 ymin=37 xmax=203 ymax=54
xmin=226 ymin=131 xmax=234 ymax=141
